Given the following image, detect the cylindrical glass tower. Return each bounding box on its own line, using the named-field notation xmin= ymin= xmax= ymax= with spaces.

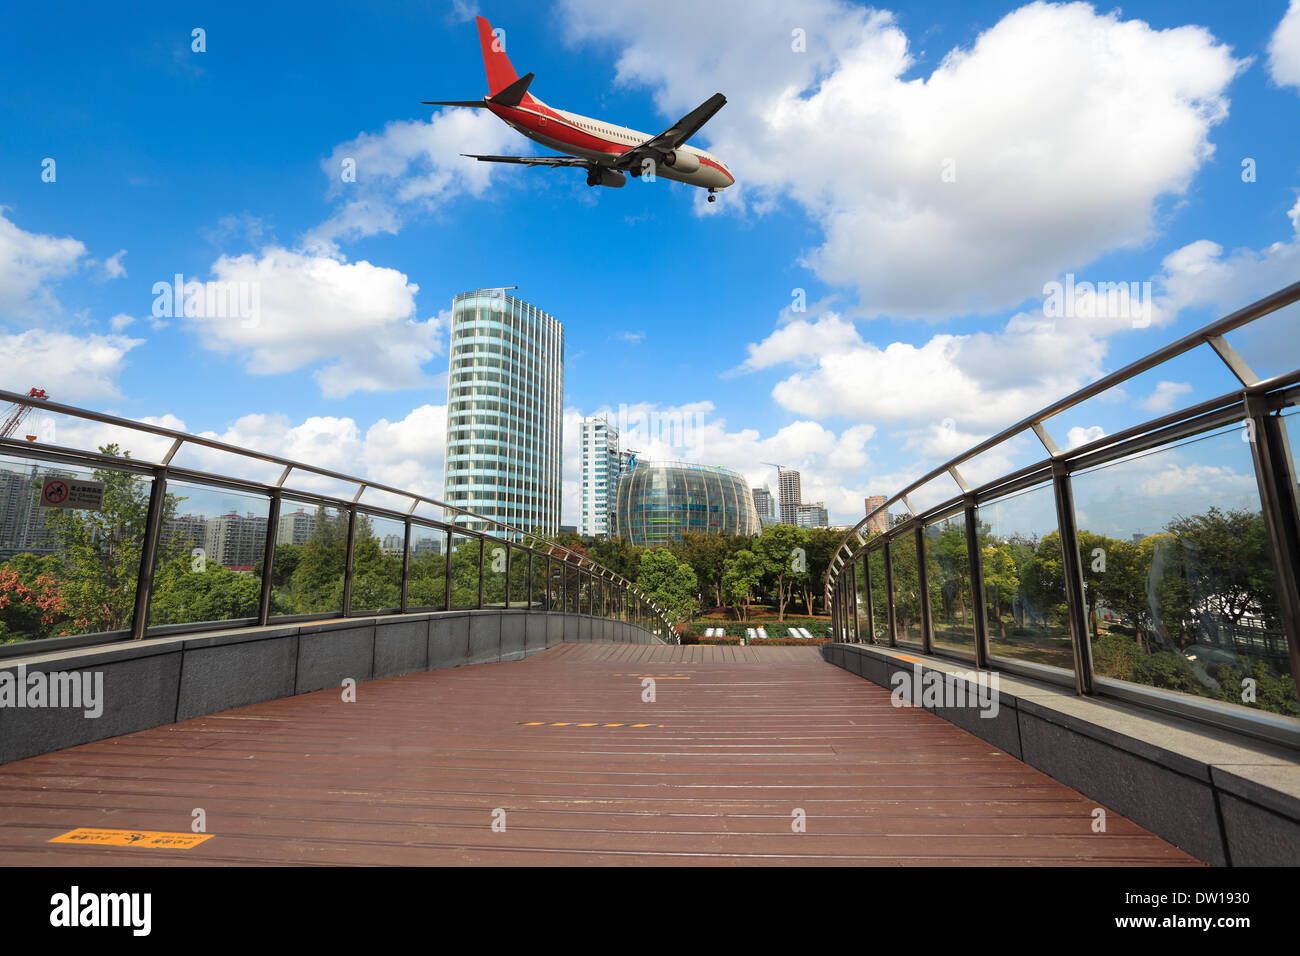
xmin=443 ymin=289 xmax=564 ymax=536
xmin=614 ymin=459 xmax=760 ymax=546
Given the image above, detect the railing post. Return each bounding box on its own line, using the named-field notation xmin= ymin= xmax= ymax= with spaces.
xmin=883 ymin=538 xmax=897 ymax=648
xmin=503 ymin=544 xmax=511 ymax=609
xmin=1243 ymin=395 xmax=1300 ymax=699
xmin=849 ymin=559 xmax=860 ymax=643
xmin=863 ymin=549 xmax=876 ymax=645
xmin=400 ymin=517 xmax=411 ymax=613
xmin=341 ymin=507 xmax=357 ymax=617
xmin=964 ymin=501 xmax=990 ymax=669
xmin=130 ymin=471 xmax=168 ymax=640
xmin=476 ymin=536 xmax=485 ymax=609
xmin=258 ymin=492 xmax=281 ymax=626
xmin=1051 ymin=459 xmax=1094 ymax=695
xmin=916 ymin=524 xmax=932 ymax=655
xmin=443 ymin=529 xmax=452 ymax=611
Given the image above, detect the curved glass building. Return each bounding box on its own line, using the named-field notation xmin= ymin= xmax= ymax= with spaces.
xmin=615 ymin=459 xmax=760 ymax=546
xmin=443 ymin=289 xmax=563 ymax=536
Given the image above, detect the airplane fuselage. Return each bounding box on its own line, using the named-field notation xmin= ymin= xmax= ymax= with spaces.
xmin=486 ymin=99 xmax=735 ymax=190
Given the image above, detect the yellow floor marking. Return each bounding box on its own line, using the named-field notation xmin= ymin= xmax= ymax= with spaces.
xmin=603 ymin=723 xmax=625 ymax=727
xmin=896 ymin=654 xmax=924 ymax=663
xmin=577 ymin=722 xmax=599 ymax=727
xmin=630 ymin=723 xmax=654 ymax=728
xmin=551 ymin=722 xmax=572 ymax=726
xmin=521 ymin=721 xmax=545 ymax=726
xmin=50 ymin=828 xmax=213 ymax=850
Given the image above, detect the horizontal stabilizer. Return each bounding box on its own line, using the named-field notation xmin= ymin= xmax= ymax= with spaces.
xmin=421 ymin=99 xmax=488 ymax=108
xmin=489 ymin=72 xmax=534 ymax=107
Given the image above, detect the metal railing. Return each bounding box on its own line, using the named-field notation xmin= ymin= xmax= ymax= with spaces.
xmin=0 ymin=394 xmax=675 ymax=650
xmin=825 ymin=280 xmax=1300 ymax=747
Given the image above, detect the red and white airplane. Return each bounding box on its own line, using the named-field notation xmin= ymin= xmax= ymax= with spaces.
xmin=425 ymin=16 xmax=735 ymax=201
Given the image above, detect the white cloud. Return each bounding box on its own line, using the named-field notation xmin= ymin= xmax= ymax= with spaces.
xmin=0 ymin=209 xmax=86 ymax=319
xmin=305 ymin=107 xmax=522 ymax=253
xmin=1138 ymin=380 xmax=1193 ymax=413
xmin=102 ymin=249 xmax=127 ymax=280
xmin=1065 ymin=424 xmax=1106 ymax=450
xmin=0 ymin=329 xmax=143 ymax=402
xmin=559 ymin=0 xmax=1244 ymax=318
xmin=187 ymin=246 xmax=447 ymax=398
xmin=1268 ymin=0 xmax=1300 ymax=91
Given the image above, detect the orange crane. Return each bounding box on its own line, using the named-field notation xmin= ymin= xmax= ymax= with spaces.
xmin=0 ymin=387 xmax=48 ymax=440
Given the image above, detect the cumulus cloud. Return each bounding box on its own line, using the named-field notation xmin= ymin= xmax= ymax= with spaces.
xmin=184 ymin=246 xmax=447 ymax=398
xmin=304 ymin=107 xmax=522 ymax=253
xmin=0 ymin=329 xmax=143 ymax=402
xmin=559 ymin=0 xmax=1244 ymax=318
xmin=0 ymin=209 xmax=86 ymax=319
xmin=1138 ymin=380 xmax=1193 ymax=413
xmin=1269 ymin=0 xmax=1300 ymax=91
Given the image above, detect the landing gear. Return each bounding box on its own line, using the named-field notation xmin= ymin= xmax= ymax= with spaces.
xmin=707 ymin=190 xmax=717 ymax=203
xmin=586 ymin=170 xmax=599 ymax=187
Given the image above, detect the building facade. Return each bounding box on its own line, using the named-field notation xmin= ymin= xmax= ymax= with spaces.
xmin=579 ymin=416 xmax=620 ymax=538
xmin=276 ymin=509 xmax=316 ymax=546
xmin=615 ymin=459 xmax=760 ymax=547
xmin=864 ymin=495 xmax=888 ymax=535
xmin=778 ymin=469 xmax=802 ymax=525
xmin=443 ymin=289 xmax=564 ymax=536
xmin=795 ymin=502 xmax=829 ymax=529
xmin=205 ymin=512 xmax=267 ymax=569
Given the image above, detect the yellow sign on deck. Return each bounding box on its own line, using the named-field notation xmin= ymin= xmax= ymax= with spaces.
xmin=50 ymin=828 xmax=214 ymax=849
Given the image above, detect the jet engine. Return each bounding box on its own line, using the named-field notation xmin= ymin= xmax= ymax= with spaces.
xmin=661 ymin=150 xmax=701 ymax=174
xmin=586 ymin=167 xmax=627 ymax=188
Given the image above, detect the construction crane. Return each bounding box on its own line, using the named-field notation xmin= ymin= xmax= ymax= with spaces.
xmin=0 ymin=387 xmax=48 ymax=440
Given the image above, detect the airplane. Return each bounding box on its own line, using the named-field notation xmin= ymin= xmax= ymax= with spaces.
xmin=424 ymin=16 xmax=735 ymax=202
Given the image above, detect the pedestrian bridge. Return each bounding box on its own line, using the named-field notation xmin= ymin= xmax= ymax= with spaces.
xmin=1 ymin=282 xmax=1299 ymax=866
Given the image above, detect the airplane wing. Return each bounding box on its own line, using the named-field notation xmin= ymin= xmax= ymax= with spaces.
xmin=614 ymin=93 xmax=726 ymax=168
xmin=462 ymin=153 xmax=591 ymax=168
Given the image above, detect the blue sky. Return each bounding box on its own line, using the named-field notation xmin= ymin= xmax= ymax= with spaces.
xmin=2 ymin=0 xmax=1298 ymax=527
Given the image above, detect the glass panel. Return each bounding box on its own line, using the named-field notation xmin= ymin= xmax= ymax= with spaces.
xmin=509 ymin=547 xmax=530 ymax=607
xmin=271 ymin=503 xmax=346 ymax=617
xmin=449 ymin=534 xmax=481 ymax=610
xmin=482 ymin=538 xmax=508 ymax=608
xmin=890 ymin=532 xmax=922 ymax=646
xmin=868 ymin=549 xmax=890 ymax=644
xmin=349 ymin=513 xmax=404 ymax=613
xmin=1072 ymin=423 xmax=1298 ymax=718
xmin=529 ymin=551 xmax=547 ymax=609
xmin=548 ymin=559 xmax=563 ymax=611
xmin=565 ymin=564 xmax=580 ymax=613
xmin=926 ymin=512 xmax=975 ymax=654
xmin=579 ymin=570 xmax=592 ymax=615
xmin=407 ymin=525 xmax=447 ymax=610
xmin=149 ymin=479 xmax=268 ymax=628
xmin=978 ymin=483 xmax=1073 ymax=670
xmin=0 ymin=453 xmax=150 ymax=643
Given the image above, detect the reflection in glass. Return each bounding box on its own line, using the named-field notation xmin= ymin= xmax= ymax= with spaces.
xmin=0 ymin=453 xmax=150 ymax=642
xmin=449 ymin=534 xmax=481 ymax=610
xmin=407 ymin=525 xmax=448 ymax=610
xmin=508 ymin=547 xmax=530 ymax=607
xmin=977 ymin=484 xmax=1072 ymax=671
xmin=891 ymin=532 xmax=922 ymax=645
xmin=1072 ymin=424 xmax=1297 ymax=717
xmin=926 ymin=513 xmax=975 ymax=654
xmin=349 ymin=513 xmax=404 ymax=613
xmin=271 ymin=503 xmax=346 ymax=617
xmin=482 ymin=538 xmax=508 ymax=608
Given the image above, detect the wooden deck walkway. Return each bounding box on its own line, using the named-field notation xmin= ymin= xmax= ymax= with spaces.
xmin=0 ymin=642 xmax=1201 ymax=865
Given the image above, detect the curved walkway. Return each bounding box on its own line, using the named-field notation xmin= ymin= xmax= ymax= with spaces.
xmin=0 ymin=643 xmax=1200 ymax=865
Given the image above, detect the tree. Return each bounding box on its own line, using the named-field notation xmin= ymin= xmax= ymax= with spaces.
xmin=753 ymin=524 xmax=806 ymax=622
xmin=721 ymin=549 xmax=763 ymax=621
xmin=798 ymin=527 xmax=841 ymax=616
xmin=636 ymin=548 xmax=698 ymax=625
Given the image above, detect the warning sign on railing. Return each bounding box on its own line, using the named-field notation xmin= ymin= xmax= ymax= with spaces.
xmin=40 ymin=477 xmax=104 ymax=511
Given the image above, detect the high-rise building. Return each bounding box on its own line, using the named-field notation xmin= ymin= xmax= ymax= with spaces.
xmin=277 ymin=509 xmax=316 ymax=546
xmin=794 ymin=502 xmax=829 ymax=529
xmin=0 ymin=465 xmax=62 ymax=560
xmin=752 ymin=486 xmax=774 ymax=519
xmin=205 ymin=512 xmax=267 ymax=569
xmin=778 ymin=469 xmax=802 ymax=525
xmin=580 ymin=416 xmax=620 ymax=538
xmin=864 ymin=495 xmax=888 ymax=535
xmin=443 ymin=289 xmax=564 ymax=536
xmin=161 ymin=514 xmax=208 ymax=560
xmin=615 ymin=459 xmax=760 ymax=546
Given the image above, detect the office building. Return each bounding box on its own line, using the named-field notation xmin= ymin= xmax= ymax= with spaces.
xmin=205 ymin=512 xmax=267 ymax=569
xmin=580 ymin=416 xmax=620 ymax=538
xmin=865 ymin=495 xmax=888 ymax=535
xmin=795 ymin=502 xmax=829 ymax=529
xmin=615 ymin=459 xmax=760 ymax=546
xmin=778 ymin=469 xmax=801 ymax=525
xmin=277 ymin=509 xmax=317 ymax=546
xmin=443 ymin=289 xmax=563 ymax=536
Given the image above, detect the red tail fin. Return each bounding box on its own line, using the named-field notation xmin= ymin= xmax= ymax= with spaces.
xmin=477 ymin=16 xmax=520 ymax=97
